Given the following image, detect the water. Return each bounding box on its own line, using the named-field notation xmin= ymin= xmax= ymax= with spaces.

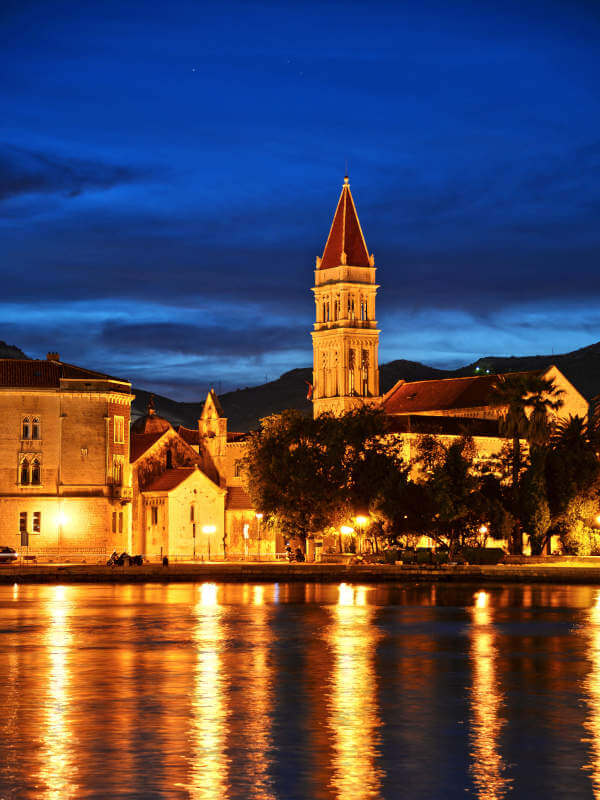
xmin=1 ymin=582 xmax=599 ymax=799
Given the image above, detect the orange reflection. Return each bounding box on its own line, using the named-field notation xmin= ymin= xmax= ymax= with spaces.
xmin=583 ymin=592 xmax=600 ymax=796
xmin=328 ymin=583 xmax=382 ymax=799
xmin=40 ymin=585 xmax=78 ymax=799
xmin=188 ymin=583 xmax=230 ymax=799
xmin=469 ymin=591 xmax=510 ymax=800
xmin=243 ymin=586 xmax=275 ymax=799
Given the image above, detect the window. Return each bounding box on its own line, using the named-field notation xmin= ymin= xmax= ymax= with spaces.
xmin=19 ymin=512 xmax=27 ymax=533
xmin=112 ymin=511 xmax=117 ymax=533
xmin=22 ymin=417 xmax=31 ymax=440
xmin=114 ymin=415 xmax=124 ymax=444
xmin=19 ymin=456 xmax=41 ymax=486
xmin=190 ymin=505 xmax=195 ymax=522
xmin=234 ymin=460 xmax=243 ymax=478
xmin=119 ymin=512 xmax=123 ymax=534
xmin=151 ymin=507 xmax=158 ymax=526
xmin=31 ymin=417 xmax=41 ymax=439
xmin=112 ymin=456 xmax=123 ymax=485
xmin=33 ymin=512 xmax=41 ymax=533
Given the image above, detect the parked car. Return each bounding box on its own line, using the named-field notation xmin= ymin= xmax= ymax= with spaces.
xmin=0 ymin=547 xmax=18 ymax=565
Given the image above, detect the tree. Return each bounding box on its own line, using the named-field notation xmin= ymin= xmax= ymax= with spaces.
xmin=242 ymin=406 xmax=406 ymax=549
xmin=490 ymin=372 xmax=563 ymax=553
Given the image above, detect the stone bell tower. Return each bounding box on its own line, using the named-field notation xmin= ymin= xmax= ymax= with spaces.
xmin=311 ymin=176 xmax=380 ymax=417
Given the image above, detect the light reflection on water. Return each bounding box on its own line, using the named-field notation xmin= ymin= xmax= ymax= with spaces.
xmin=328 ymin=584 xmax=382 ymax=800
xmin=469 ymin=591 xmax=511 ymax=800
xmin=2 ymin=582 xmax=600 ymax=799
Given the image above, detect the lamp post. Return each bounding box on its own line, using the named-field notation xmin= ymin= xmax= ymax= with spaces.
xmin=255 ymin=513 xmax=263 ymax=561
xmin=202 ymin=524 xmax=216 ymax=561
xmin=355 ymin=515 xmax=368 ymax=555
xmin=340 ymin=525 xmax=354 ymax=555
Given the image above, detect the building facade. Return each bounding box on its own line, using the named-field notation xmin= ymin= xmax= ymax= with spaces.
xmin=0 ymin=354 xmax=133 ymax=557
xmin=311 ymin=176 xmax=380 ymax=417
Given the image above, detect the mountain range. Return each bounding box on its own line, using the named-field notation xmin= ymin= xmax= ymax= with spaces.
xmin=3 ymin=339 xmax=600 ymax=432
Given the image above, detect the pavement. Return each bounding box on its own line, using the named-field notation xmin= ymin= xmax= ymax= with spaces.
xmin=4 ymin=561 xmax=600 ymax=584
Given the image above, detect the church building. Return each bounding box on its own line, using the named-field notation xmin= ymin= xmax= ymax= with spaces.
xmin=311 ymin=177 xmax=588 ymax=459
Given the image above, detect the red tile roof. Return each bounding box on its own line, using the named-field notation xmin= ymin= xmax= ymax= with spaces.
xmin=384 ymin=371 xmax=541 ymax=415
xmin=177 ymin=425 xmax=200 ymax=445
xmin=130 ymin=431 xmax=166 ymax=462
xmin=319 ymin=178 xmax=372 ymax=269
xmin=0 ymin=359 xmax=130 ymax=389
xmin=144 ymin=467 xmax=198 ymax=492
xmin=226 ymin=486 xmax=254 ymax=510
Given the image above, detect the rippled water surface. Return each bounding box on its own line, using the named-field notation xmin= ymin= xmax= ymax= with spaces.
xmin=2 ymin=582 xmax=600 ymax=799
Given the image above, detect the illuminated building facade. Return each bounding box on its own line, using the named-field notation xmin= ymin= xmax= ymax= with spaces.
xmin=311 ymin=176 xmax=380 ymax=417
xmin=0 ymin=354 xmax=133 ymax=556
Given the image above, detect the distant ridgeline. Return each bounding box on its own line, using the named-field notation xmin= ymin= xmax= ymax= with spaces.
xmin=133 ymin=342 xmax=600 ymax=433
xmin=2 ymin=337 xmax=599 ymax=432
xmin=0 ymin=341 xmax=28 ymax=359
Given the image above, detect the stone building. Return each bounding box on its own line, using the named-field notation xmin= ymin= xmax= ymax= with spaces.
xmin=312 ymin=177 xmax=589 ymax=439
xmin=0 ymin=354 xmax=133 ymax=557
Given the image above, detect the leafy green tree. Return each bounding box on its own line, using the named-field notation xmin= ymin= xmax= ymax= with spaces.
xmin=243 ymin=406 xmax=405 ymax=548
xmin=490 ymin=372 xmax=563 ymax=553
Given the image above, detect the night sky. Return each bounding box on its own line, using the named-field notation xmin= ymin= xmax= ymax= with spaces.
xmin=2 ymin=0 xmax=600 ymax=399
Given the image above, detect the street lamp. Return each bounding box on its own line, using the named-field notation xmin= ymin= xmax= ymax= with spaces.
xmin=202 ymin=524 xmax=216 ymax=561
xmin=255 ymin=513 xmax=263 ymax=561
xmin=355 ymin=515 xmax=369 ymax=554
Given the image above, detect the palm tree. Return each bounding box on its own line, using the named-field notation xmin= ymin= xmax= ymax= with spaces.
xmin=491 ymin=372 xmax=564 ymax=553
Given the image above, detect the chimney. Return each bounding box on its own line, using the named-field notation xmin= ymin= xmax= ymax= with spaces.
xmin=46 ymin=352 xmax=60 ymax=361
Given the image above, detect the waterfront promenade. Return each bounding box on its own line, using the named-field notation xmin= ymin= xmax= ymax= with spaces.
xmin=5 ymin=559 xmax=600 ymax=584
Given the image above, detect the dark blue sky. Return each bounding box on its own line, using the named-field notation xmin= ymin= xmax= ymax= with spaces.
xmin=2 ymin=0 xmax=600 ymax=398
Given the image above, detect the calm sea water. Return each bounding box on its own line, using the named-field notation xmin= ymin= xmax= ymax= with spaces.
xmin=1 ymin=582 xmax=599 ymax=799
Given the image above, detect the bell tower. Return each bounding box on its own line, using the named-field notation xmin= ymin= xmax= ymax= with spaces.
xmin=311 ymin=176 xmax=380 ymax=417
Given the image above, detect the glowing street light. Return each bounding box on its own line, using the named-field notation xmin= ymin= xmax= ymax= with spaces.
xmin=355 ymin=515 xmax=369 ymax=555
xmin=255 ymin=512 xmax=263 ymax=562
xmin=202 ymin=524 xmax=216 ymax=561
xmin=340 ymin=525 xmax=354 ymax=535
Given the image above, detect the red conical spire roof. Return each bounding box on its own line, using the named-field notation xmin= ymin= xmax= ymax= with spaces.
xmin=318 ymin=176 xmax=373 ymax=269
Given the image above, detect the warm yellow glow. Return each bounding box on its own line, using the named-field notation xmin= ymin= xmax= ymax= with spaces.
xmin=329 ymin=583 xmax=382 ymax=799
xmin=469 ymin=594 xmax=511 ymax=799
xmin=479 ymin=524 xmax=489 ymax=535
xmin=596 ymin=514 xmax=600 ymax=527
xmin=12 ymin=582 xmax=19 ymax=601
xmin=252 ymin=585 xmax=265 ymax=606
xmin=188 ymin=584 xmax=228 ymax=798
xmin=199 ymin=582 xmax=218 ymax=606
xmin=255 ymin=512 xmax=264 ymax=520
xmin=340 ymin=525 xmax=354 ymax=535
xmin=201 ymin=524 xmax=217 ymax=535
xmin=583 ymin=590 xmax=600 ymax=796
xmin=355 ymin=515 xmax=369 ymax=528
xmin=39 ymin=585 xmax=78 ymax=799
xmin=56 ymin=511 xmax=67 ymax=527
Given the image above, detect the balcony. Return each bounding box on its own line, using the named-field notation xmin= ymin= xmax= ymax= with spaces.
xmin=110 ymin=485 xmax=133 ymax=503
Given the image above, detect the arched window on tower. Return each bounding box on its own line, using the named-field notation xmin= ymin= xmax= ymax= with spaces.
xmin=361 ymin=350 xmax=369 ymax=396
xmin=348 ymin=350 xmax=355 ymax=395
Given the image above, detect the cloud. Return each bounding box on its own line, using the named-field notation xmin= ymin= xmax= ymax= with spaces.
xmin=99 ymin=320 xmax=309 ymax=358
xmin=0 ymin=143 xmax=149 ymax=203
